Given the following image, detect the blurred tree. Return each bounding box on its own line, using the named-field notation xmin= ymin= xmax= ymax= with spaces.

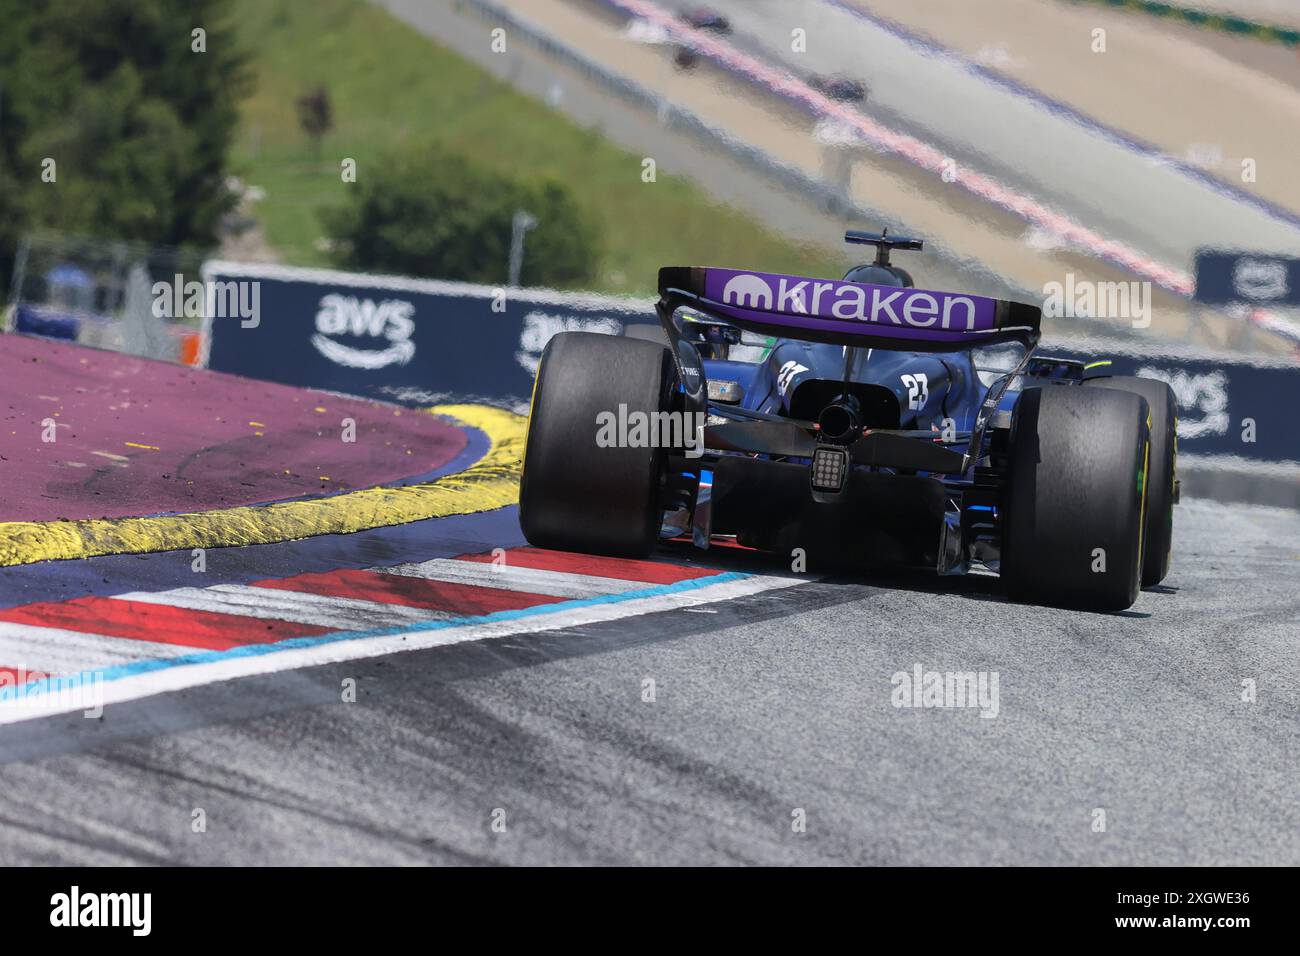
xmin=20 ymin=67 xmax=192 ymax=239
xmin=0 ymin=0 xmax=252 ymax=298
xmin=296 ymin=86 xmax=333 ymax=158
xmin=322 ymin=147 xmax=600 ymax=288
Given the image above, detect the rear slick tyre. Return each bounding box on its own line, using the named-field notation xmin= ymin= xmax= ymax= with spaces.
xmin=1001 ymin=385 xmax=1150 ymax=612
xmin=518 ymin=331 xmax=675 ymax=558
xmin=1084 ymin=375 xmax=1176 ymax=587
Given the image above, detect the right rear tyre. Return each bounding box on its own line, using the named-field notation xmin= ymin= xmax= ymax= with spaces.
xmin=1083 ymin=374 xmax=1177 ymax=587
xmin=1001 ymin=385 xmax=1151 ymax=612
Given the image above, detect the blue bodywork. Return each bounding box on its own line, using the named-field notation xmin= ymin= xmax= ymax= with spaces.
xmin=716 ymin=345 xmax=989 ymax=433
xmin=654 ymin=231 xmax=1064 ymax=571
xmin=683 ymin=338 xmax=1029 ymax=571
xmin=701 ymin=340 xmax=1023 ymax=476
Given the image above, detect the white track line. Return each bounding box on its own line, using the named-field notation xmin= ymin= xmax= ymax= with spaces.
xmin=379 ymin=559 xmax=649 ymax=598
xmin=0 ymin=621 xmax=194 ymax=674
xmin=113 ymin=585 xmax=452 ymax=631
xmin=0 ymin=573 xmax=809 ymax=724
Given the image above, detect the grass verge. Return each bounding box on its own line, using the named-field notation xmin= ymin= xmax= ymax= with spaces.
xmin=230 ymin=0 xmax=843 ymax=294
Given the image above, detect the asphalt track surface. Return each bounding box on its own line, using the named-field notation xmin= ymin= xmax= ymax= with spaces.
xmin=0 ymin=496 xmax=1294 ymax=866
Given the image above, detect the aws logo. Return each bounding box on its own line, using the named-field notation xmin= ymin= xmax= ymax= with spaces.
xmin=311 ymin=295 xmax=416 ymax=369
xmin=516 ymin=311 xmax=622 ymax=374
xmin=1232 ymin=258 xmax=1288 ymax=302
xmin=1137 ymin=366 xmax=1228 ymax=438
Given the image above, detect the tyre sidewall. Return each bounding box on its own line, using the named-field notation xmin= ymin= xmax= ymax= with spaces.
xmin=519 ymin=332 xmax=674 ymax=557
xmin=1084 ymin=375 xmax=1176 ymax=586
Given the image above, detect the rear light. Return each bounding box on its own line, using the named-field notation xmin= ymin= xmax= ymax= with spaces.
xmin=810 ymin=445 xmax=849 ymax=493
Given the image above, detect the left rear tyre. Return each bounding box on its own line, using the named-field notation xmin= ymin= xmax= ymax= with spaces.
xmin=518 ymin=331 xmax=675 ymax=558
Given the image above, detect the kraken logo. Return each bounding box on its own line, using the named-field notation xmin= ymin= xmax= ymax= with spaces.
xmin=721 ymin=273 xmax=773 ymax=309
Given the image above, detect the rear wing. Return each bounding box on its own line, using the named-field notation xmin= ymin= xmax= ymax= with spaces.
xmin=657 ymin=267 xmax=1040 ymax=352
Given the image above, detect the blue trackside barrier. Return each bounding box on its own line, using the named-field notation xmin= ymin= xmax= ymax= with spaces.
xmin=200 ymin=261 xmax=652 ymax=414
xmin=201 ymin=261 xmax=1298 ymax=469
xmin=14 ymin=304 xmax=81 ymax=341
xmin=1026 ymin=338 xmax=1298 ymax=468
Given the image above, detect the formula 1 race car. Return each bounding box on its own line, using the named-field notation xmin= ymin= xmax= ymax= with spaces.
xmin=519 ymin=231 xmax=1178 ymax=611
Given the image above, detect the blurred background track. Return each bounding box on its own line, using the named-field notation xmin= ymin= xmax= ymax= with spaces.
xmin=840 ymin=0 xmax=1300 ymax=218
xmin=400 ymin=0 xmax=1300 ymax=351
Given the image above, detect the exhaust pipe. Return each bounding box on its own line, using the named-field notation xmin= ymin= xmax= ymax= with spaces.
xmin=817 ymin=394 xmax=863 ymax=443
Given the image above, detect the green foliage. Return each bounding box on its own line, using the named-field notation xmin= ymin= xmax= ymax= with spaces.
xmin=0 ymin=0 xmax=252 ymax=297
xmin=322 ymin=148 xmax=600 ymax=288
xmin=230 ymin=0 xmax=846 ymax=295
